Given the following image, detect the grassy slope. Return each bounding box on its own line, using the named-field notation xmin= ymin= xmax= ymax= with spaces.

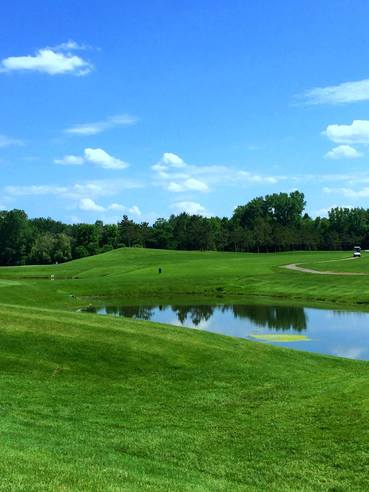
xmin=1 ymin=248 xmax=369 ymax=309
xmin=1 ymin=303 xmax=369 ymax=491
xmin=302 ymin=254 xmax=369 ymax=274
xmin=2 ymin=249 xmax=369 ymax=490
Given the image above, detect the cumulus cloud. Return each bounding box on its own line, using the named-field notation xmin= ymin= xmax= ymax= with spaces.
xmin=55 ymin=148 xmax=129 ymax=170
xmin=161 ymin=152 xmax=186 ymax=168
xmin=79 ymin=198 xmax=105 ymax=212
xmin=184 ymin=178 xmax=209 ymax=191
xmin=151 ymin=152 xmax=188 ymax=179
xmin=325 ymin=145 xmax=363 ymax=160
xmin=171 ymin=201 xmax=208 ymax=215
xmin=301 ymin=78 xmax=369 ymax=105
xmin=167 ymin=178 xmax=209 ymax=193
xmin=3 ymin=180 xmax=143 ymax=220
xmin=323 ymin=120 xmax=369 ymax=144
xmin=84 ymin=148 xmax=128 ymax=169
xmin=79 ymin=199 xmax=141 ymax=215
xmin=152 ymin=153 xmax=208 ymax=193
xmin=0 ymin=134 xmax=24 ymax=147
xmin=0 ymin=43 xmax=93 ymax=76
xmin=152 ymin=152 xmax=284 ymax=194
xmin=65 ymin=114 xmax=138 ymax=136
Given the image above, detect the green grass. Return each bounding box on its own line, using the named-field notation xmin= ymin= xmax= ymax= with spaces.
xmin=302 ymin=254 xmax=369 ymax=274
xmin=1 ymin=248 xmax=369 ymax=310
xmin=1 ymin=248 xmax=369 ymax=490
xmin=0 ymin=303 xmax=369 ymax=491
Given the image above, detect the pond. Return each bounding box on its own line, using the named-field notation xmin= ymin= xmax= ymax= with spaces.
xmin=94 ymin=302 xmax=369 ymax=360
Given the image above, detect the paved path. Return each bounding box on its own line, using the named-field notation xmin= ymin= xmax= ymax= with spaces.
xmin=282 ymin=261 xmax=368 ymax=276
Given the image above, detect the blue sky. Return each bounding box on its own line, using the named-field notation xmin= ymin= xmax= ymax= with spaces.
xmin=2 ymin=0 xmax=369 ymax=223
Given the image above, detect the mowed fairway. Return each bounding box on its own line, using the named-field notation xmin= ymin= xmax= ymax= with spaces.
xmin=301 ymin=254 xmax=369 ymax=274
xmin=0 ymin=248 xmax=369 ymax=309
xmin=1 ymin=249 xmax=369 ymax=490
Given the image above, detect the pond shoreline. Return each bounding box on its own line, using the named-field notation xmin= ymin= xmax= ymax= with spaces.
xmin=84 ymin=298 xmax=369 ymax=361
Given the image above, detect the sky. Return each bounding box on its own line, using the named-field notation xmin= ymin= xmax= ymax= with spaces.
xmin=2 ymin=0 xmax=369 ymax=224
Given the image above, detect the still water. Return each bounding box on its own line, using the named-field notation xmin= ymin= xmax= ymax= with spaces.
xmin=96 ymin=302 xmax=369 ymax=360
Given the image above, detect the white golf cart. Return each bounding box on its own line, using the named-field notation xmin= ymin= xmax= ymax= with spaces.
xmin=353 ymin=246 xmax=361 ymax=258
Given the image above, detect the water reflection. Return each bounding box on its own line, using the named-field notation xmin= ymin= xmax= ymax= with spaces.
xmin=231 ymin=304 xmax=307 ymax=331
xmin=94 ymin=301 xmax=369 ymax=360
xmin=104 ymin=304 xmax=155 ymax=320
xmin=172 ymin=305 xmax=220 ymax=327
xmin=100 ymin=303 xmax=307 ymax=331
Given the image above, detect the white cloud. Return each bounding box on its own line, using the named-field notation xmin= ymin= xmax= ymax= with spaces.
xmin=167 ymin=182 xmax=184 ymax=192
xmin=161 ymin=152 xmax=186 ymax=168
xmin=323 ymin=187 xmax=369 ymax=198
xmin=3 ymin=180 xmax=144 ymax=221
xmin=50 ymin=40 xmax=91 ymax=51
xmin=301 ymin=78 xmax=369 ymax=105
xmin=55 ymin=148 xmax=129 ymax=170
xmin=323 ymin=120 xmax=369 ymax=144
xmin=79 ymin=199 xmax=141 ymax=216
xmin=171 ymin=201 xmax=208 ymax=215
xmin=84 ymin=148 xmax=128 ymax=169
xmin=237 ymin=171 xmax=279 ymax=184
xmin=108 ymin=203 xmax=126 ymax=211
xmin=184 ymin=178 xmax=209 ymax=192
xmin=54 ymin=154 xmax=84 ymax=165
xmin=152 ymin=152 xmax=284 ymax=194
xmin=0 ymin=134 xmax=23 ymax=147
xmin=293 ymin=171 xmax=369 ymax=186
xmin=5 ymin=185 xmax=68 ymax=196
xmin=129 ymin=205 xmax=141 ymax=216
xmin=79 ymin=198 xmax=105 ymax=212
xmin=167 ymin=178 xmax=209 ymax=193
xmin=152 ymin=153 xmax=204 ymax=192
xmin=0 ymin=44 xmax=92 ymax=76
xmin=65 ymin=114 xmax=137 ymax=135
xmin=5 ymin=178 xmax=142 ymax=200
xmin=325 ymin=145 xmax=363 ymax=160
xmin=107 ymin=203 xmax=141 ymax=215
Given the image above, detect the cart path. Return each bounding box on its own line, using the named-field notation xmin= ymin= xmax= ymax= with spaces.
xmin=282 ymin=259 xmax=369 ymax=276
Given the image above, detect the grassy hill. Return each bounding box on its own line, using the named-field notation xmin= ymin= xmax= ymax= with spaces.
xmin=1 ymin=248 xmax=368 ymax=309
xmin=1 ymin=302 xmax=369 ymax=491
xmin=1 ymin=248 xmax=369 ymax=490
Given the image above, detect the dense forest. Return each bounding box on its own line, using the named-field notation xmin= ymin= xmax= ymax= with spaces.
xmin=1 ymin=190 xmax=369 ymax=266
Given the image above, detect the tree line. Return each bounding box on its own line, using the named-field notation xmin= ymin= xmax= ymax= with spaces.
xmin=1 ymin=191 xmax=368 ymax=266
